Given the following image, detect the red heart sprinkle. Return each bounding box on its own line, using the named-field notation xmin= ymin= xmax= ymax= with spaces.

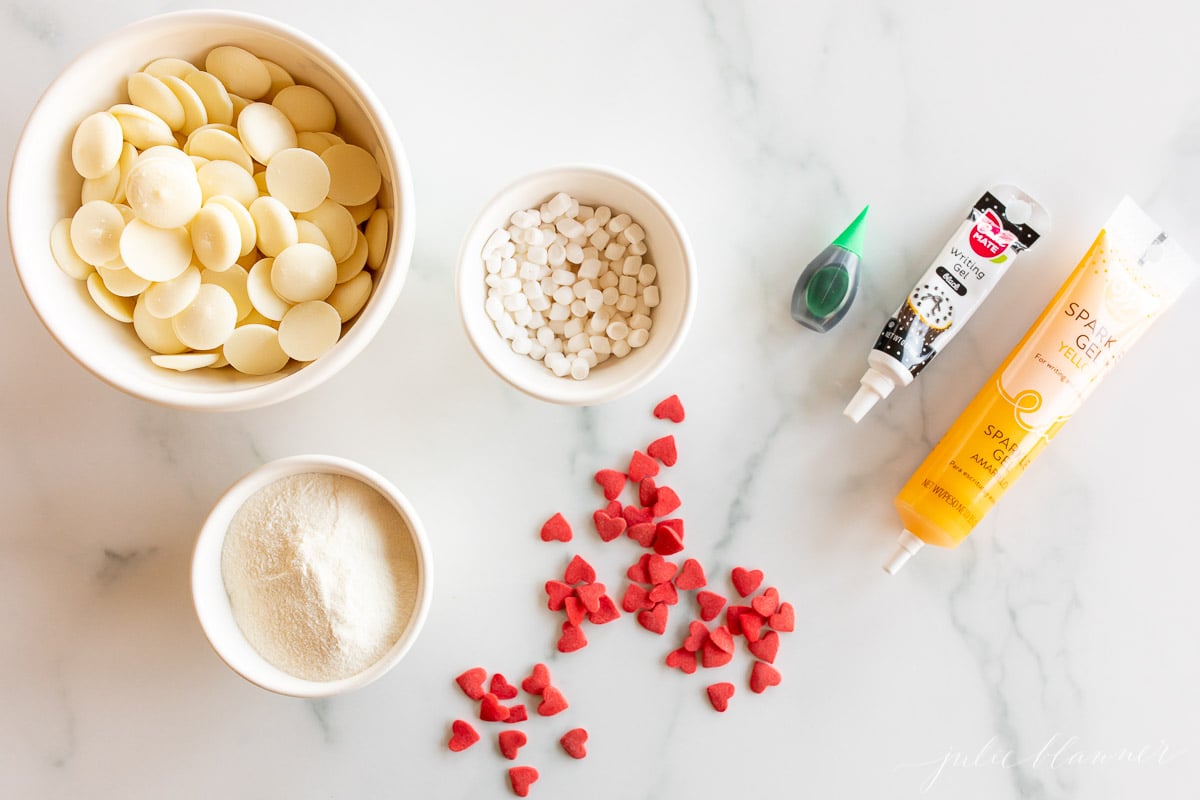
xmin=653 ymin=524 xmax=684 ymax=555
xmin=626 ymin=522 xmax=656 ymax=547
xmin=726 ymin=605 xmax=751 ymax=635
xmin=647 ymin=434 xmax=678 ymax=466
xmin=564 ymin=596 xmax=586 ymax=626
xmin=637 ymin=602 xmax=669 ymax=635
xmin=480 ymin=692 xmax=511 ymax=722
xmin=751 ymin=587 xmax=780 ymax=618
xmin=653 ymin=394 xmax=685 ymax=423
xmin=666 ymin=647 xmax=698 ymax=674
xmin=696 ymin=591 xmax=726 ymax=622
xmin=700 ymin=638 xmax=734 ymax=668
xmin=731 ymin=567 xmax=764 ymax=597
xmin=592 ymin=510 xmax=627 ymax=542
xmin=648 ymin=580 xmax=679 ymax=606
xmin=557 ymin=621 xmax=588 ymax=653
xmin=769 ymin=602 xmax=795 ymax=632
xmin=603 ymin=498 xmax=622 ymax=516
xmin=594 ymin=469 xmax=627 ymax=500
xmin=657 ymin=517 xmax=684 ymax=536
xmin=651 ymin=486 xmax=681 ymax=518
xmin=539 ymin=512 xmax=572 ymax=543
xmin=560 ymin=727 xmax=589 ymax=759
xmin=683 ymin=620 xmax=708 ymax=652
xmin=455 ymin=667 xmax=487 ymax=700
xmin=575 ymin=581 xmax=606 ymax=613
xmin=709 ymin=624 xmax=735 ymax=654
xmin=621 ymin=583 xmax=652 ymax=612
xmin=623 ymin=505 xmax=654 ymax=526
xmin=639 ymin=477 xmax=658 ymax=508
xmin=504 ymin=704 xmax=528 ymax=724
xmin=508 ymin=766 xmax=539 ymax=798
xmin=587 ymin=593 xmax=621 ymax=624
xmin=740 ymin=611 xmax=766 ymax=643
xmin=750 ymin=661 xmax=782 ymax=693
xmin=646 ymin=554 xmax=678 ymax=585
xmin=626 ymin=555 xmax=651 ymax=584
xmin=675 ymin=558 xmax=706 ymax=590
xmin=545 ymin=580 xmax=573 ymax=611
xmin=498 ymin=729 xmax=527 ymax=760
xmin=521 ymin=663 xmax=550 ymax=695
xmin=490 ymin=673 xmax=518 ymax=700
xmin=564 ymin=555 xmax=596 ymax=585
xmin=628 ymin=450 xmax=660 ymax=482
xmin=537 ymin=685 xmax=569 ymax=716
xmin=448 ymin=719 xmax=480 ymax=752
xmin=749 ymin=630 xmax=780 ymax=663
xmin=706 ymin=682 xmax=735 ymax=713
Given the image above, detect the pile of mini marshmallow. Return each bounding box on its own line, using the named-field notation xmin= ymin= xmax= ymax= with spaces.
xmin=482 ymin=192 xmax=659 ymax=380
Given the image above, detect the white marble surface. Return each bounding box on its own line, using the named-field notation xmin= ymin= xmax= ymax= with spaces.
xmin=3 ymin=1 xmax=1199 ymax=797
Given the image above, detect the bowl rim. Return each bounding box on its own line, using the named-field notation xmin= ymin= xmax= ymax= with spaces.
xmin=190 ymin=453 xmax=434 ymax=698
xmin=454 ymin=163 xmax=697 ymax=405
xmin=7 ymin=9 xmax=416 ymax=412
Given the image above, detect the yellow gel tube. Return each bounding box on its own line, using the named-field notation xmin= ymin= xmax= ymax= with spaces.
xmin=885 ymin=198 xmax=1197 ymax=573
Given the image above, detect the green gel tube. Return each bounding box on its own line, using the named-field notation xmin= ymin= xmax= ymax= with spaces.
xmin=790 ymin=205 xmax=868 ymax=333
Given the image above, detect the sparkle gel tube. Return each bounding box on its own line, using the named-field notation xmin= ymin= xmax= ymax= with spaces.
xmin=884 ymin=198 xmax=1197 ymax=574
xmin=845 ymin=186 xmax=1051 ymax=422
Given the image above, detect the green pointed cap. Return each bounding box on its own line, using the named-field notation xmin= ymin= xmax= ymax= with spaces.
xmin=831 ymin=205 xmax=869 ymax=258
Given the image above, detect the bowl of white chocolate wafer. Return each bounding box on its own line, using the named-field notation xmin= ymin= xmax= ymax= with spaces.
xmin=8 ymin=10 xmax=414 ymax=411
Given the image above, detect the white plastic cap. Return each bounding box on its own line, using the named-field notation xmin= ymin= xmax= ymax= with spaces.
xmin=883 ymin=530 xmax=925 ymax=575
xmin=843 ymin=368 xmax=896 ymax=422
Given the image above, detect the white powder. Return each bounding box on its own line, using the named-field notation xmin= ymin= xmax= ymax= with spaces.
xmin=221 ymin=472 xmax=419 ymax=682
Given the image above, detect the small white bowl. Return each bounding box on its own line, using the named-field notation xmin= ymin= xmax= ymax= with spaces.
xmin=191 ymin=454 xmax=433 ymax=697
xmin=8 ymin=10 xmax=415 ymax=411
xmin=456 ymin=165 xmax=696 ymax=405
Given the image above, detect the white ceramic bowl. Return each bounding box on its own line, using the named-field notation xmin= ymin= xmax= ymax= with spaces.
xmin=456 ymin=165 xmax=696 ymax=405
xmin=191 ymin=454 xmax=433 ymax=697
xmin=8 ymin=10 xmax=415 ymax=411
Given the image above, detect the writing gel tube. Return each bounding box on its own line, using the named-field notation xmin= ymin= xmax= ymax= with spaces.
xmin=885 ymin=197 xmax=1197 ymax=574
xmin=845 ymin=186 xmax=1050 ymax=422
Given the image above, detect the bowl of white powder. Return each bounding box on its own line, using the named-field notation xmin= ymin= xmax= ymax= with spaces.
xmin=191 ymin=454 xmax=432 ymax=696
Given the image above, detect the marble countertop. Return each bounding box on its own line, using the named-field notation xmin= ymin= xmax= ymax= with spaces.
xmin=3 ymin=1 xmax=1198 ymax=797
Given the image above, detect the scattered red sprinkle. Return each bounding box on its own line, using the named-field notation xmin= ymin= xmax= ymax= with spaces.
xmin=498 ymin=729 xmax=527 ymax=760
xmin=682 ymin=620 xmax=708 ymax=652
xmin=575 ymin=582 xmax=606 ymax=613
xmin=657 ymin=517 xmax=684 ymax=537
xmin=621 ymin=582 xmax=652 ymax=612
xmin=648 ymin=580 xmax=679 ymax=606
xmin=696 ymin=591 xmax=726 ymax=622
xmin=652 ymin=524 xmax=684 ymax=555
xmin=645 ymin=555 xmax=677 ymax=585
xmin=539 ymin=512 xmax=572 ymax=543
xmin=731 ymin=567 xmax=764 ymax=598
xmin=622 ymin=504 xmax=654 ymax=526
xmin=564 ymin=595 xmax=586 ymax=626
xmin=653 ymin=394 xmax=685 ymax=423
xmin=564 ymin=555 xmax=596 ymax=585
xmin=651 ymin=486 xmax=681 ymax=518
xmin=602 ymin=498 xmax=622 ymax=517
xmin=751 ymin=587 xmax=780 ymax=618
xmin=749 ymin=630 xmax=780 ymax=664
xmin=521 ymin=663 xmax=551 ymax=695
xmin=675 ymin=558 xmax=706 ymax=590
xmin=638 ymin=477 xmax=658 ymax=507
xmin=557 ymin=621 xmax=588 ymax=653
xmin=626 ymin=556 xmax=650 ymax=584
xmin=708 ymin=625 xmax=735 ymax=654
xmin=666 ymin=647 xmax=698 ymax=674
xmin=508 ymin=766 xmax=539 ymax=797
xmin=587 ymin=593 xmax=621 ymax=624
xmin=559 ymin=727 xmax=589 ymax=759
xmin=490 ymin=673 xmax=518 ymax=700
xmin=628 ymin=450 xmax=659 ymax=482
xmin=537 ymin=686 xmax=569 ymax=716
xmin=750 ymin=661 xmax=782 ymax=694
xmin=626 ymin=522 xmax=656 ymax=547
xmin=544 ymin=580 xmax=573 ymax=611
xmin=480 ymin=692 xmax=511 ymax=722
xmin=592 ymin=509 xmax=626 ymax=542
xmin=769 ymin=602 xmax=795 ymax=632
xmin=706 ymin=682 xmax=735 ymax=712
xmin=740 ymin=611 xmax=766 ymax=643
xmin=593 ymin=469 xmax=626 ymax=501
xmin=647 ymin=435 xmax=678 ymax=467
xmin=456 ymin=667 xmax=487 ymax=701
xmin=700 ymin=638 xmax=734 ymax=668
xmin=448 ymin=719 xmax=480 ymax=752
xmin=637 ymin=602 xmax=668 ymax=634
xmin=725 ymin=605 xmax=751 ymax=636
xmin=504 ymin=704 xmax=528 ymax=724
